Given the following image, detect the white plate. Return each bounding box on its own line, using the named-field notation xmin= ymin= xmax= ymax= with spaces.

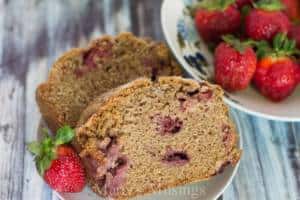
xmin=37 ymin=113 xmax=242 ymax=200
xmin=161 ymin=0 xmax=300 ymax=121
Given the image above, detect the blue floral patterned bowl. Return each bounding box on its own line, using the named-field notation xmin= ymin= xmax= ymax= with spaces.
xmin=161 ymin=0 xmax=300 ymax=121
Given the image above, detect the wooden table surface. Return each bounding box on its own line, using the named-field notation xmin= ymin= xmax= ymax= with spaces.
xmin=0 ymin=0 xmax=299 ymax=199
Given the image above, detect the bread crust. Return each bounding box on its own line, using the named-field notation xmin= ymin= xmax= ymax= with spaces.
xmin=36 ymin=33 xmax=182 ymax=132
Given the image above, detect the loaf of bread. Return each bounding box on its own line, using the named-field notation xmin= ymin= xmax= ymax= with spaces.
xmin=36 ymin=33 xmax=182 ymax=132
xmin=74 ymin=76 xmax=241 ymax=199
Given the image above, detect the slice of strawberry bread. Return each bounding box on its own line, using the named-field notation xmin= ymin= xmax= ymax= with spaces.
xmin=36 ymin=33 xmax=182 ymax=132
xmin=74 ymin=76 xmax=241 ymax=200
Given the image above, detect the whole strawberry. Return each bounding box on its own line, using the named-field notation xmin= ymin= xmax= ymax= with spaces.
xmin=245 ymin=0 xmax=291 ymax=41
xmin=214 ymin=35 xmax=257 ymax=91
xmin=194 ymin=0 xmax=241 ymax=43
xmin=253 ymin=33 xmax=299 ymax=101
xmin=281 ymin=0 xmax=300 ymax=22
xmin=28 ymin=126 xmax=85 ymax=193
xmin=289 ymin=25 xmax=300 ymax=48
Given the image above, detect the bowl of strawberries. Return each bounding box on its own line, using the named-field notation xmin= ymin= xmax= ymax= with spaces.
xmin=161 ymin=0 xmax=300 ymax=121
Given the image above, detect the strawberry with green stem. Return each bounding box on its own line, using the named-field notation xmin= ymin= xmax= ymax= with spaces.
xmin=245 ymin=0 xmax=291 ymax=41
xmin=214 ymin=35 xmax=257 ymax=91
xmin=253 ymin=33 xmax=300 ymax=101
xmin=194 ymin=0 xmax=241 ymax=43
xmin=28 ymin=126 xmax=86 ymax=193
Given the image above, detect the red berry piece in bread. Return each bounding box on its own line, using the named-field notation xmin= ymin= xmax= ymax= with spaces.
xmin=245 ymin=0 xmax=291 ymax=41
xmin=281 ymin=0 xmax=300 ymax=22
xmin=151 ymin=114 xmax=183 ymax=135
xmin=83 ymin=41 xmax=113 ymax=69
xmin=236 ymin=0 xmax=253 ymax=9
xmin=253 ymin=33 xmax=300 ymax=101
xmin=194 ymin=0 xmax=241 ymax=43
xmin=214 ymin=35 xmax=257 ymax=91
xmin=289 ymin=25 xmax=300 ymax=48
xmin=28 ymin=126 xmax=86 ymax=193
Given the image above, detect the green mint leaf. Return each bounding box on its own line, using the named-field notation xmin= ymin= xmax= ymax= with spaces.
xmin=54 ymin=125 xmax=74 ymax=146
xmin=27 ymin=141 xmax=41 ymax=155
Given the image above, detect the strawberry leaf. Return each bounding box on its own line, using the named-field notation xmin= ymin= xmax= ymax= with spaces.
xmin=241 ymin=4 xmax=252 ymax=17
xmin=254 ymin=40 xmax=272 ymax=58
xmin=255 ymin=33 xmax=300 ymax=59
xmin=27 ymin=125 xmax=75 ymax=176
xmin=273 ymin=33 xmax=298 ymax=57
xmin=36 ymin=154 xmax=54 ymax=176
xmin=41 ymin=136 xmax=53 ymax=149
xmin=255 ymin=0 xmax=284 ymax=11
xmin=196 ymin=0 xmax=235 ymax=11
xmin=284 ymin=40 xmax=295 ymax=52
xmin=222 ymin=35 xmax=255 ymax=53
xmin=41 ymin=128 xmax=50 ymax=137
xmin=27 ymin=141 xmax=42 ymax=155
xmin=54 ymin=125 xmax=74 ymax=146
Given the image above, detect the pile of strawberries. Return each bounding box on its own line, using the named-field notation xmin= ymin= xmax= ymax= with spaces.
xmin=193 ymin=0 xmax=300 ymax=101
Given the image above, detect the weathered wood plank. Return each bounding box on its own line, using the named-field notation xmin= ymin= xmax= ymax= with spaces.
xmin=224 ymin=110 xmax=268 ymax=200
xmin=19 ymin=0 xmax=109 ymax=199
xmin=102 ymin=0 xmax=131 ymax=34
xmin=0 ymin=73 xmax=24 ymax=200
xmin=291 ymin=123 xmax=300 ymax=192
xmin=224 ymin=109 xmax=300 ymax=200
xmin=251 ymin=119 xmax=298 ymax=200
xmin=130 ymin=0 xmax=164 ymax=39
xmin=0 ymin=1 xmax=30 ymax=199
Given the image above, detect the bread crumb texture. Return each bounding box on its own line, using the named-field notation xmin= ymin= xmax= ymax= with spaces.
xmin=74 ymin=77 xmax=241 ymax=200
